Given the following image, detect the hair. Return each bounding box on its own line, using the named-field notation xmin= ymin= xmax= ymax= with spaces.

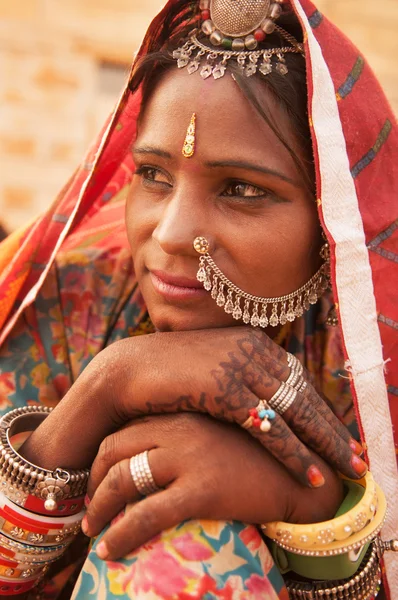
xmin=128 ymin=0 xmax=315 ymax=194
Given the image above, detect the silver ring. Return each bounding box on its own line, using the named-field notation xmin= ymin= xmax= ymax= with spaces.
xmin=269 ymin=382 xmax=298 ymax=415
xmin=269 ymin=382 xmax=295 ymax=413
xmin=129 ymin=451 xmax=160 ymax=497
xmin=296 ymin=378 xmax=308 ymax=394
xmin=268 ymin=381 xmax=291 ymax=410
xmin=286 ymin=353 xmax=306 ymax=393
xmin=286 ymin=352 xmax=300 ymax=367
xmin=277 ymin=387 xmax=298 ymax=414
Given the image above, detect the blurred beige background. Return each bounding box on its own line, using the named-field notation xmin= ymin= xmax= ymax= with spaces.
xmin=0 ymin=0 xmax=397 ymax=232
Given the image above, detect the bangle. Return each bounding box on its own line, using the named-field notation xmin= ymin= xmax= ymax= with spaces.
xmin=0 ymin=574 xmax=42 ymax=596
xmin=0 ymin=555 xmax=48 ymax=580
xmin=0 ymin=478 xmax=85 ymax=517
xmin=263 ymin=477 xmax=388 ymax=582
xmin=0 ymin=534 xmax=66 ymax=564
xmin=261 ymin=473 xmax=380 ymax=551
xmin=284 ymin=542 xmax=381 ymax=600
xmin=0 ymin=406 xmax=89 ymax=512
xmin=266 ymin=481 xmax=386 ymax=559
xmin=0 ymin=491 xmax=83 ymax=546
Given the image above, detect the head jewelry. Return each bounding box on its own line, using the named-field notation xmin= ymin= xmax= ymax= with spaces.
xmin=173 ymin=0 xmax=304 ymax=80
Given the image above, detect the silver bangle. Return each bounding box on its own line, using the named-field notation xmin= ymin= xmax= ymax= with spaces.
xmin=0 ymin=406 xmax=90 ymax=511
xmin=284 ymin=543 xmax=381 ymax=600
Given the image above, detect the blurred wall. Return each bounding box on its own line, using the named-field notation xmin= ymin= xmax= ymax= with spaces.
xmin=0 ymin=0 xmax=397 ymax=231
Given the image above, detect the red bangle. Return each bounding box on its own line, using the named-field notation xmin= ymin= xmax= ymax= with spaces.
xmin=1 ymin=472 xmax=84 ymax=517
xmin=0 ymin=553 xmax=47 ymax=580
xmin=0 ymin=492 xmax=83 ymax=546
xmin=0 ymin=574 xmax=40 ymax=595
xmin=22 ymin=494 xmax=85 ymax=517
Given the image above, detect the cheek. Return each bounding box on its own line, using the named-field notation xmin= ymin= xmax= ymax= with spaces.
xmin=125 ymin=184 xmax=156 ymax=259
xmin=235 ymin=203 xmax=320 ymax=295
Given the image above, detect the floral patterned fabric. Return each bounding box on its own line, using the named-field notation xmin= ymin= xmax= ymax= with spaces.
xmin=73 ymin=520 xmax=287 ymax=600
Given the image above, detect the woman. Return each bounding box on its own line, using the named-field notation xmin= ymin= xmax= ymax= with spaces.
xmin=0 ymin=0 xmax=396 ymax=598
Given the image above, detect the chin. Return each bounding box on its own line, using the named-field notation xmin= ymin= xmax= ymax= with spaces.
xmin=147 ymin=305 xmax=234 ymax=332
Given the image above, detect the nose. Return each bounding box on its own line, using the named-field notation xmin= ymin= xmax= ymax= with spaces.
xmin=152 ymin=190 xmax=213 ymax=257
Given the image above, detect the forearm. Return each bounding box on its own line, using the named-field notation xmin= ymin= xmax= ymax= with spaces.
xmin=19 ymin=336 xmax=203 ymax=469
xmin=19 ymin=335 xmax=224 ymax=470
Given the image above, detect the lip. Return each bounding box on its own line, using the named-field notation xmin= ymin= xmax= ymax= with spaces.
xmin=150 ymin=270 xmax=208 ymax=300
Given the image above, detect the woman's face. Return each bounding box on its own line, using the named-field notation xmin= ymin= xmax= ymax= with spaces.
xmin=126 ymin=69 xmax=321 ymax=332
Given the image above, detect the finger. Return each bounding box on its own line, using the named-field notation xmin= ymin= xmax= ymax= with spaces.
xmin=85 ymin=449 xmax=172 ymax=537
xmin=282 ymin=383 xmax=367 ymax=479
xmin=251 ymin=331 xmax=359 ymax=450
xmin=275 ymin=348 xmax=361 ymax=453
xmin=249 ymin=354 xmax=366 ymax=479
xmin=94 ymin=483 xmax=196 ymax=561
xmin=315 ymin=388 xmax=364 ymax=454
xmin=87 ymin=415 xmax=176 ymax=499
xmin=258 ymin=340 xmax=362 ymax=454
xmin=244 ymin=375 xmax=364 ymax=486
xmin=247 ymin=408 xmax=328 ymax=488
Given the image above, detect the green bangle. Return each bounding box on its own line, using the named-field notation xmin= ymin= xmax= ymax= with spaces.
xmin=267 ymin=479 xmax=379 ymax=580
xmin=270 ymin=539 xmax=370 ymax=581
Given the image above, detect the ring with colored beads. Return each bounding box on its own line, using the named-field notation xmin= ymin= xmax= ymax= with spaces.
xmin=242 ymin=400 xmax=276 ymax=432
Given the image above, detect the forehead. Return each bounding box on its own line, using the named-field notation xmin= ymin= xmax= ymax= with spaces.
xmin=137 ymin=69 xmax=302 ymax=171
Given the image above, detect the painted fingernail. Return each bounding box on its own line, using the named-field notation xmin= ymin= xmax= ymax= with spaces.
xmin=84 ymin=494 xmax=91 ymax=508
xmin=351 ymin=454 xmax=368 ymax=476
xmin=81 ymin=516 xmax=89 ymax=536
xmin=307 ymin=465 xmax=325 ymax=488
xmin=349 ymin=439 xmax=363 ymax=456
xmin=96 ymin=541 xmax=109 ymax=560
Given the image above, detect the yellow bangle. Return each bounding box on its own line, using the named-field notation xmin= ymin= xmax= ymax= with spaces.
xmin=264 ymin=483 xmax=386 ymax=557
xmin=261 ymin=472 xmax=381 ymax=551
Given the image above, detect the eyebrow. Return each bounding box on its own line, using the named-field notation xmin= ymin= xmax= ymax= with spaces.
xmin=205 ymin=160 xmax=299 ymax=187
xmin=133 ymin=145 xmax=172 ymax=160
xmin=133 ymin=146 xmax=299 ymax=187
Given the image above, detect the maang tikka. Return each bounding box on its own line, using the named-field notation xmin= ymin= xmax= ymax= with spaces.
xmin=193 ymin=236 xmax=331 ymax=328
xmin=182 ymin=113 xmax=197 ymax=158
xmin=173 ymin=0 xmax=304 ymax=81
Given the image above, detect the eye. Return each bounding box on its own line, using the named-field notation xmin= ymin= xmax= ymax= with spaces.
xmin=222 ymin=181 xmax=270 ymax=199
xmin=135 ymin=166 xmax=172 ymax=189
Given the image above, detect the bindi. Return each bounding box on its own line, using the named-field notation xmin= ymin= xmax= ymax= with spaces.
xmin=182 ymin=113 xmax=197 ymax=158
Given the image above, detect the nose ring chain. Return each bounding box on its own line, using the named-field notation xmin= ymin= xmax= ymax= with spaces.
xmin=193 ymin=236 xmax=330 ymax=328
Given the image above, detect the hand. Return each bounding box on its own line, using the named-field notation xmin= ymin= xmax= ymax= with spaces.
xmin=20 ymin=327 xmax=366 ymax=487
xmin=83 ymin=413 xmax=344 ymax=560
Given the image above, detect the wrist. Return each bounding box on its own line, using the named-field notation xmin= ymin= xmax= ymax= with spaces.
xmin=286 ymin=467 xmax=344 ymax=525
xmin=262 ymin=472 xmax=388 ymax=584
xmin=0 ymin=406 xmax=87 ymax=596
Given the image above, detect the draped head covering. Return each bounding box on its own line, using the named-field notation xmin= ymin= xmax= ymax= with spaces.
xmin=0 ymin=0 xmax=396 ymax=594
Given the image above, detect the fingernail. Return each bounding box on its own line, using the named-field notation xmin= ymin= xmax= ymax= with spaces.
xmin=307 ymin=465 xmax=325 ymax=488
xmin=84 ymin=494 xmax=91 ymax=508
xmin=349 ymin=439 xmax=363 ymax=456
xmin=351 ymin=454 xmax=368 ymax=476
xmin=81 ymin=516 xmax=89 ymax=536
xmin=96 ymin=541 xmax=109 ymax=560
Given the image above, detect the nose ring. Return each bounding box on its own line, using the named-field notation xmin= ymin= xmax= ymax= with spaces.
xmin=193 ymin=237 xmax=210 ymax=254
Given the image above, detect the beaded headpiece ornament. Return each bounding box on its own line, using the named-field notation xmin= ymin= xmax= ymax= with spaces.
xmin=173 ymin=0 xmax=304 ymax=80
